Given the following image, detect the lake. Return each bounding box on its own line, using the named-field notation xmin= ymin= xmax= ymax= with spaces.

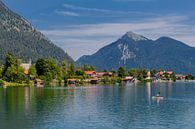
xmin=1 ymin=82 xmax=195 ymax=129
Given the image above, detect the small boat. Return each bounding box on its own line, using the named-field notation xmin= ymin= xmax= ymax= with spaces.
xmin=152 ymin=96 xmax=164 ymax=100
xmin=34 ymin=79 xmax=44 ymax=87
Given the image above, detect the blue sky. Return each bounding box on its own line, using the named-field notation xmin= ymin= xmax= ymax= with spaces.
xmin=2 ymin=0 xmax=195 ymax=60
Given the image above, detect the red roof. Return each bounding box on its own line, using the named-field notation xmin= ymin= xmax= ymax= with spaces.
xmin=159 ymin=71 xmax=164 ymax=75
xmin=167 ymin=71 xmax=174 ymax=75
xmin=85 ymin=71 xmax=96 ymax=75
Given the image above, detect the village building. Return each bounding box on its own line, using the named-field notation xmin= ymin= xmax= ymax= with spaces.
xmin=67 ymin=79 xmax=77 ymax=86
xmin=90 ymin=78 xmax=99 ymax=84
xmin=34 ymin=79 xmax=44 ymax=87
xmin=103 ymin=72 xmax=113 ymax=77
xmin=84 ymin=71 xmax=96 ymax=77
xmin=122 ymin=76 xmax=134 ymax=83
xmin=21 ymin=60 xmax=32 ymax=75
xmin=146 ymin=71 xmax=151 ymax=80
xmin=156 ymin=70 xmax=174 ymax=77
xmin=175 ymin=74 xmax=186 ymax=80
xmin=167 ymin=71 xmax=174 ymax=75
xmin=96 ymin=72 xmax=105 ymax=78
xmin=96 ymin=72 xmax=113 ymax=78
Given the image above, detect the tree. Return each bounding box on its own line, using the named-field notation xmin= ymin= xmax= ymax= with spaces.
xmin=62 ymin=60 xmax=68 ymax=70
xmin=129 ymin=69 xmax=138 ymax=77
xmin=150 ymin=69 xmax=157 ymax=77
xmin=35 ymin=58 xmax=60 ymax=82
xmin=118 ymin=67 xmax=127 ymax=78
xmin=61 ymin=60 xmax=68 ymax=80
xmin=3 ymin=56 xmax=27 ymax=83
xmin=170 ymin=74 xmax=176 ymax=82
xmin=3 ymin=53 xmax=14 ymax=74
xmin=0 ymin=79 xmax=5 ymax=86
xmin=35 ymin=59 xmax=45 ymax=76
xmin=29 ymin=65 xmax=37 ymax=79
xmin=45 ymin=59 xmax=60 ymax=80
xmin=83 ymin=64 xmax=95 ymax=71
xmin=0 ymin=65 xmax=3 ymax=78
xmin=186 ymin=74 xmax=194 ymax=80
xmin=75 ymin=69 xmax=84 ymax=76
xmin=137 ymin=69 xmax=148 ymax=82
xmin=111 ymin=69 xmax=117 ymax=76
xmin=68 ymin=62 xmax=75 ymax=78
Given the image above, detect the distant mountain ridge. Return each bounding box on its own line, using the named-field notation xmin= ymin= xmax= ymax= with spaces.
xmin=76 ymin=31 xmax=195 ymax=75
xmin=0 ymin=1 xmax=73 ymax=64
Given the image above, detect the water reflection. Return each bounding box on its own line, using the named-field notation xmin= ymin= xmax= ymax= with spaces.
xmin=0 ymin=82 xmax=195 ymax=129
xmin=146 ymin=82 xmax=151 ymax=105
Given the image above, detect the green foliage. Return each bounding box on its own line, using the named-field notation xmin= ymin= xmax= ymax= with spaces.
xmin=129 ymin=69 xmax=138 ymax=77
xmin=82 ymin=64 xmax=96 ymax=71
xmin=136 ymin=69 xmax=148 ymax=82
xmin=185 ymin=74 xmax=194 ymax=80
xmin=3 ymin=54 xmax=28 ymax=83
xmin=61 ymin=60 xmax=68 ymax=80
xmin=0 ymin=79 xmax=5 ymax=86
xmin=75 ymin=69 xmax=84 ymax=76
xmin=0 ymin=65 xmax=3 ymax=78
xmin=35 ymin=58 xmax=60 ymax=82
xmin=35 ymin=59 xmax=45 ymax=76
xmin=67 ymin=62 xmax=75 ymax=78
xmin=150 ymin=69 xmax=157 ymax=77
xmin=111 ymin=70 xmax=116 ymax=76
xmin=3 ymin=53 xmax=14 ymax=74
xmin=118 ymin=67 xmax=128 ymax=78
xmin=62 ymin=60 xmax=68 ymax=70
xmin=29 ymin=64 xmax=37 ymax=78
xmin=170 ymin=74 xmax=176 ymax=82
xmin=102 ymin=76 xmax=120 ymax=85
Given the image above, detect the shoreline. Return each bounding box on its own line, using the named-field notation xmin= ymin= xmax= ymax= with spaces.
xmin=1 ymin=80 xmax=195 ymax=87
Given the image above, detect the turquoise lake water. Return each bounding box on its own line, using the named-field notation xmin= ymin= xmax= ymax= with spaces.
xmin=1 ymin=82 xmax=195 ymax=129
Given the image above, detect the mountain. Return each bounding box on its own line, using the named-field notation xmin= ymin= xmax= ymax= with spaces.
xmin=76 ymin=31 xmax=195 ymax=74
xmin=0 ymin=1 xmax=73 ymax=64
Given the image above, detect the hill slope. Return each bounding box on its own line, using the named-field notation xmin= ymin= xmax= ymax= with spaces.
xmin=0 ymin=1 xmax=73 ymax=64
xmin=76 ymin=31 xmax=195 ymax=74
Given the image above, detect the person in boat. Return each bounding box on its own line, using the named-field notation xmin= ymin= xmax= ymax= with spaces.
xmin=156 ymin=92 xmax=160 ymax=97
xmin=156 ymin=92 xmax=161 ymax=103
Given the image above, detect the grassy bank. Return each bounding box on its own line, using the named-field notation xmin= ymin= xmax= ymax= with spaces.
xmin=3 ymin=81 xmax=33 ymax=87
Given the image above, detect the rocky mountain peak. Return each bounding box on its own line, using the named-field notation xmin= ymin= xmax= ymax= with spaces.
xmin=122 ymin=31 xmax=148 ymax=41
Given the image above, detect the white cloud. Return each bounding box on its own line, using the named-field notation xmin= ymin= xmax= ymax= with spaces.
xmin=63 ymin=4 xmax=111 ymax=13
xmin=40 ymin=15 xmax=195 ymax=60
xmin=56 ymin=11 xmax=79 ymax=17
xmin=62 ymin=3 xmax=157 ymax=16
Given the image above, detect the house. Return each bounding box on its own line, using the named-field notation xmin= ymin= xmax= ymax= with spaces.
xmin=34 ymin=79 xmax=44 ymax=87
xmin=167 ymin=71 xmax=174 ymax=75
xmin=175 ymin=74 xmax=186 ymax=80
xmin=156 ymin=70 xmax=174 ymax=78
xmin=103 ymin=72 xmax=113 ymax=77
xmin=67 ymin=79 xmax=77 ymax=86
xmin=84 ymin=71 xmax=96 ymax=77
xmin=21 ymin=60 xmax=31 ymax=75
xmin=96 ymin=72 xmax=105 ymax=78
xmin=146 ymin=71 xmax=151 ymax=80
xmin=90 ymin=78 xmax=99 ymax=84
xmin=122 ymin=76 xmax=134 ymax=83
xmin=96 ymin=72 xmax=113 ymax=78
